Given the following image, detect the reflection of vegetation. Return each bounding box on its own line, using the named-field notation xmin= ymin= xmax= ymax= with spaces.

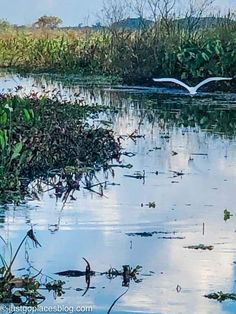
xmin=126 ymin=98 xmax=236 ymax=138
xmin=0 ymin=90 xmax=121 ymax=204
xmin=56 ymin=259 xmax=142 ymax=292
xmin=0 ymin=232 xmax=143 ymax=309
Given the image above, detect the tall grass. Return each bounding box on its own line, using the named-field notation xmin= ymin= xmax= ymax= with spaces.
xmin=0 ymin=22 xmax=235 ymax=84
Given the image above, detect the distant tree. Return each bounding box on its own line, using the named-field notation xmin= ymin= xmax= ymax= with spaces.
xmin=92 ymin=22 xmax=102 ymax=28
xmin=0 ymin=19 xmax=12 ymax=30
xmin=101 ymin=0 xmax=131 ymax=27
xmin=33 ymin=15 xmax=62 ymax=29
xmin=184 ymin=0 xmax=215 ymax=33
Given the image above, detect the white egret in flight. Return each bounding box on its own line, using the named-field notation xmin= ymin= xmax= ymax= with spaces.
xmin=153 ymin=77 xmax=232 ymax=95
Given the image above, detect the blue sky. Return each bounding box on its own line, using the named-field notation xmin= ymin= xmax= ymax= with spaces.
xmin=0 ymin=0 xmax=104 ymax=26
xmin=0 ymin=0 xmax=235 ymax=26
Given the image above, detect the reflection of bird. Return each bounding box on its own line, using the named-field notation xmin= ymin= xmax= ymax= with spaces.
xmin=153 ymin=77 xmax=232 ymax=95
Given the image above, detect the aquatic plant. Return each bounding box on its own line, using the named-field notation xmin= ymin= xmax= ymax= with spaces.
xmin=224 ymin=209 xmax=233 ymax=221
xmin=0 ymin=229 xmax=42 ymax=305
xmin=205 ymin=291 xmax=236 ymax=302
xmin=0 ymin=229 xmax=65 ymax=307
xmin=0 ymin=90 xmax=121 ymax=204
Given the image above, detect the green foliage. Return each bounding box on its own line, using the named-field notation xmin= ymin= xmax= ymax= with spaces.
xmin=0 ymin=91 xmax=120 ymax=204
xmin=0 ymin=230 xmax=65 ymax=306
xmin=224 ymin=209 xmax=233 ymax=221
xmin=0 ymin=19 xmax=12 ymax=31
xmin=0 ymin=22 xmax=235 ymax=85
xmin=33 ymin=15 xmax=62 ymax=29
xmin=0 ymin=97 xmax=34 ymax=203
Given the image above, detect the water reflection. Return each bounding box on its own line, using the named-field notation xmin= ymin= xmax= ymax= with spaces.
xmin=0 ymin=72 xmax=236 ymax=313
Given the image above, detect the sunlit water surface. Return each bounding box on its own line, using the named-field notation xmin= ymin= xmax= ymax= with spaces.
xmin=1 ymin=73 xmax=236 ymax=314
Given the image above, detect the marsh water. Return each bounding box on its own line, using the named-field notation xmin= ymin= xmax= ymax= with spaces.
xmin=1 ymin=73 xmax=236 ymax=314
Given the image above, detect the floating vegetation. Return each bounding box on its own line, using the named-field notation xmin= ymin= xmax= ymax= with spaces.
xmin=170 ymin=170 xmax=185 ymax=177
xmin=0 ymin=231 xmax=145 ymax=308
xmin=56 ymin=258 xmax=143 ymax=300
xmin=124 ymin=170 xmax=145 ymax=179
xmin=184 ymin=244 xmax=214 ymax=250
xmin=0 ymin=89 xmax=121 ymax=204
xmin=126 ymin=231 xmax=179 ymax=237
xmin=55 ymin=258 xmax=95 ymax=278
xmin=205 ymin=291 xmax=236 ymax=302
xmin=140 ymin=201 xmax=156 ymax=208
xmin=224 ymin=209 xmax=233 ymax=221
xmin=56 ymin=259 xmax=143 ymax=287
xmin=158 ymin=236 xmax=185 ymax=240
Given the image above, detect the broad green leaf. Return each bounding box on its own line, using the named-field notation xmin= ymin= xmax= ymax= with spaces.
xmin=23 ymin=108 xmax=31 ymax=123
xmin=11 ymin=142 xmax=23 ymax=160
xmin=0 ymin=133 xmax=5 ymax=149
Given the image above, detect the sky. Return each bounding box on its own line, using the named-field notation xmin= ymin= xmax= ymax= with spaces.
xmin=0 ymin=0 xmax=235 ymax=26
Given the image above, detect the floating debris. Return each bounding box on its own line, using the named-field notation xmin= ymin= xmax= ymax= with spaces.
xmin=191 ymin=153 xmax=208 ymax=156
xmin=126 ymin=231 xmax=178 ymax=237
xmin=161 ymin=135 xmax=170 ymax=139
xmin=128 ymin=130 xmax=145 ymax=140
xmin=184 ymin=244 xmax=214 ymax=250
xmin=56 ymin=258 xmax=95 ymax=277
xmin=170 ymin=170 xmax=184 ymax=177
xmin=176 ymin=285 xmax=182 ymax=293
xmin=124 ymin=170 xmax=145 ymax=179
xmin=110 ymin=163 xmax=133 ymax=169
xmin=55 ymin=270 xmax=95 ymax=277
xmin=141 ymin=202 xmax=156 ymax=208
xmin=56 ymin=259 xmax=143 ymax=289
xmin=157 ymin=236 xmax=185 ymax=240
xmin=205 ymin=291 xmax=236 ymax=302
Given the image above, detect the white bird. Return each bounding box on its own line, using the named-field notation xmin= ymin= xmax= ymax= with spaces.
xmin=153 ymin=77 xmax=232 ymax=95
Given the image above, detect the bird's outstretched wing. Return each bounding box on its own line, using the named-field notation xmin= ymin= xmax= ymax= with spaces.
xmin=153 ymin=78 xmax=190 ymax=92
xmin=194 ymin=77 xmax=232 ymax=91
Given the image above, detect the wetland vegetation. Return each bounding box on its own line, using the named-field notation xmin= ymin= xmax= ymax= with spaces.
xmin=0 ymin=89 xmax=121 ymax=204
xmin=0 ymin=2 xmax=236 ymax=88
xmin=1 ymin=0 xmax=236 ymax=313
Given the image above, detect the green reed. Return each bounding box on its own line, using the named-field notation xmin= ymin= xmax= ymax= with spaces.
xmin=0 ymin=23 xmax=235 ymax=84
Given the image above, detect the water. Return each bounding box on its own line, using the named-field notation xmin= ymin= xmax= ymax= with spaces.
xmin=1 ymin=73 xmax=236 ymax=314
